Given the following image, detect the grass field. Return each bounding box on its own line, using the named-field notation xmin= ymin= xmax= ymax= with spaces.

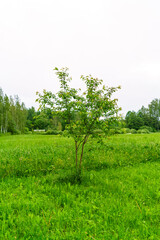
xmin=0 ymin=134 xmax=160 ymax=239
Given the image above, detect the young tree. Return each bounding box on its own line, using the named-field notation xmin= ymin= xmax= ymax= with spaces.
xmin=36 ymin=67 xmax=121 ymax=175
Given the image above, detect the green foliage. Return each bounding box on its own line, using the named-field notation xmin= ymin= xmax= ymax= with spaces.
xmin=137 ymin=129 xmax=150 ymax=134
xmin=0 ymin=88 xmax=27 ymax=134
xmin=26 ymin=107 xmax=36 ymax=130
xmin=125 ymin=111 xmax=144 ymax=130
xmin=62 ymin=129 xmax=70 ymax=137
xmin=34 ymin=114 xmax=49 ymax=130
xmin=120 ymin=128 xmax=131 ymax=134
xmin=108 ymin=128 xmax=122 ymax=135
xmin=36 ymin=67 xmax=121 ymax=175
xmin=24 ymin=127 xmax=29 ymax=134
xmin=125 ymin=99 xmax=160 ymax=131
xmin=139 ymin=126 xmax=154 ymax=132
xmin=108 ymin=128 xmax=117 ymax=135
xmin=130 ymin=129 xmax=137 ymax=134
xmin=91 ymin=129 xmax=105 ymax=138
xmin=45 ymin=129 xmax=62 ymax=135
xmin=12 ymin=129 xmax=21 ymax=135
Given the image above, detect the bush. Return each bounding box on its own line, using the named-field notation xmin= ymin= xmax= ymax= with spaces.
xmin=108 ymin=128 xmax=121 ymax=135
xmin=12 ymin=129 xmax=21 ymax=135
xmin=137 ymin=129 xmax=150 ymax=134
xmin=120 ymin=128 xmax=131 ymax=134
xmin=24 ymin=127 xmax=29 ymax=134
xmin=139 ymin=126 xmax=154 ymax=132
xmin=62 ymin=130 xmax=70 ymax=137
xmin=130 ymin=129 xmax=137 ymax=134
xmin=45 ymin=130 xmax=62 ymax=135
xmin=92 ymin=129 xmax=105 ymax=138
xmin=108 ymin=129 xmax=116 ymax=135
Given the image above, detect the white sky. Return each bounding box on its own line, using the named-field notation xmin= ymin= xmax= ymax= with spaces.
xmin=0 ymin=0 xmax=160 ymax=115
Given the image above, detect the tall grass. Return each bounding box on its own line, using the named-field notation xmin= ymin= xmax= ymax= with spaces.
xmin=0 ymin=134 xmax=160 ymax=239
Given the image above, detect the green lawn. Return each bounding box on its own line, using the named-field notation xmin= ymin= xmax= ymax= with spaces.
xmin=0 ymin=134 xmax=160 ymax=239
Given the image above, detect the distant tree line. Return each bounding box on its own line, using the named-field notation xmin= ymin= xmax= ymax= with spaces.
xmin=125 ymin=99 xmax=160 ymax=132
xmin=0 ymin=88 xmax=62 ymax=134
xmin=0 ymin=87 xmax=160 ymax=135
xmin=0 ymin=88 xmax=27 ymax=134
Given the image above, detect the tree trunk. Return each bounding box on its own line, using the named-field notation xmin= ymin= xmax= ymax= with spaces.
xmin=75 ymin=141 xmax=78 ymax=172
xmin=79 ymin=135 xmax=89 ymax=172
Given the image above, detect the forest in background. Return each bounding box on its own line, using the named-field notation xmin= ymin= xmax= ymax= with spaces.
xmin=0 ymin=87 xmax=160 ymax=135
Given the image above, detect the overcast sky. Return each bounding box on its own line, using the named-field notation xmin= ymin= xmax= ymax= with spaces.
xmin=0 ymin=0 xmax=160 ymax=115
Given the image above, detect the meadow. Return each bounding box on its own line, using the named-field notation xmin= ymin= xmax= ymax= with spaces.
xmin=0 ymin=133 xmax=160 ymax=239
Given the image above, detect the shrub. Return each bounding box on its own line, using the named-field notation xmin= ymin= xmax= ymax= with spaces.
xmin=92 ymin=129 xmax=105 ymax=138
xmin=139 ymin=126 xmax=154 ymax=132
xmin=12 ymin=129 xmax=21 ymax=135
xmin=130 ymin=129 xmax=137 ymax=134
xmin=24 ymin=127 xmax=29 ymax=134
xmin=108 ymin=128 xmax=121 ymax=135
xmin=108 ymin=129 xmax=116 ymax=135
xmin=137 ymin=129 xmax=150 ymax=134
xmin=62 ymin=130 xmax=69 ymax=137
xmin=45 ymin=130 xmax=62 ymax=135
xmin=120 ymin=128 xmax=131 ymax=134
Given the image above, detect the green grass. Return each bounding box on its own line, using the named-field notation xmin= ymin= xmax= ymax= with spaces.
xmin=0 ymin=134 xmax=160 ymax=239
